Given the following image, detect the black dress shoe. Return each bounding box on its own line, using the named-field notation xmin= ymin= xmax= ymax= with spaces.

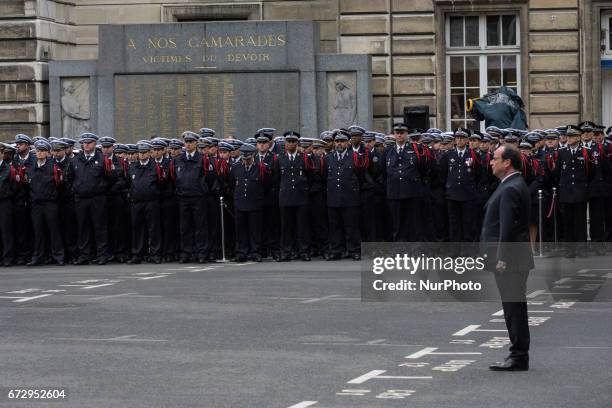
xmin=352 ymin=254 xmax=361 ymax=261
xmin=56 ymin=261 xmax=65 ymax=266
xmin=249 ymin=255 xmax=262 ymax=262
xmin=127 ymin=258 xmax=141 ymax=265
xmin=233 ymin=256 xmax=248 ymax=263
xmin=489 ymin=358 xmax=529 ymax=371
xmin=27 ymin=260 xmax=42 ymax=267
xmin=179 ymin=258 xmax=191 ymax=264
xmin=97 ymin=258 xmax=108 ymax=265
xmin=151 ymin=257 xmax=162 ymax=264
xmin=2 ymin=261 xmax=12 ymax=267
xmin=326 ymin=253 xmax=341 ymax=261
xmin=301 ymin=254 xmax=311 ymax=261
xmin=198 ymin=257 xmax=208 ymax=264
xmin=276 ymin=256 xmax=291 ymax=262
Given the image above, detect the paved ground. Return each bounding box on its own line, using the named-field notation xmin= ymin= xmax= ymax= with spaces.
xmin=0 ymin=257 xmax=611 ymax=408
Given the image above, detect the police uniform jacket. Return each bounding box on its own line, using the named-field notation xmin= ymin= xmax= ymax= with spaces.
xmin=0 ymin=160 xmax=16 ymax=199
xmin=155 ymin=157 xmax=175 ymax=199
xmin=26 ymin=160 xmax=61 ymax=203
xmin=323 ymin=150 xmax=363 ymax=208
xmin=106 ymin=154 xmax=128 ymax=196
xmin=127 ymin=160 xmax=162 ymax=202
xmin=439 ymin=147 xmax=482 ymax=201
xmin=172 ymin=151 xmax=210 ymax=198
xmin=277 ymin=152 xmax=311 ymax=207
xmin=383 ymin=143 xmax=428 ymax=200
xmin=229 ymin=161 xmax=264 ymax=212
xmin=587 ymin=143 xmax=612 ymax=198
xmin=255 ymin=151 xmax=278 ymax=206
xmin=68 ymin=150 xmax=110 ymax=198
xmin=554 ymin=146 xmax=594 ymax=203
xmin=53 ymin=156 xmax=73 ymax=201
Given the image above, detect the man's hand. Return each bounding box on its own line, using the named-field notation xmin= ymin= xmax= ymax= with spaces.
xmin=496 ymin=260 xmax=507 ymax=273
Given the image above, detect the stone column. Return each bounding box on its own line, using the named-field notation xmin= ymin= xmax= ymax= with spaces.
xmin=0 ymin=0 xmax=75 ymax=140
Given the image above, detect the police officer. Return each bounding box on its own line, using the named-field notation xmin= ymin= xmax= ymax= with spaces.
xmin=173 ymin=131 xmax=211 ymax=263
xmin=309 ymin=139 xmax=330 ymax=257
xmin=229 ymin=143 xmax=266 ymax=262
xmin=439 ymin=128 xmax=483 ymax=243
xmin=101 ymin=136 xmax=129 ymax=263
xmin=127 ymin=141 xmax=163 ymax=264
xmin=583 ymin=123 xmax=611 ymax=254
xmin=25 ymin=140 xmax=64 ymax=266
xmin=66 ymin=132 xmax=114 ymax=265
xmin=323 ymin=129 xmax=364 ymax=260
xmin=12 ymin=134 xmax=36 ymax=265
xmin=254 ymin=132 xmax=280 ymax=260
xmin=554 ymin=125 xmax=594 ymax=257
xmin=0 ymin=143 xmax=17 ymax=266
xmin=383 ymin=124 xmax=429 ymax=242
xmin=51 ymin=139 xmax=78 ymax=263
xmin=217 ymin=141 xmax=236 ymax=258
xmin=276 ymin=131 xmax=312 ymax=261
xmin=151 ymin=138 xmax=178 ymax=262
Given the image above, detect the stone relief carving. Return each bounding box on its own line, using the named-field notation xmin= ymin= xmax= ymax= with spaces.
xmin=61 ymin=78 xmax=91 ymax=138
xmin=328 ymin=73 xmax=357 ymax=129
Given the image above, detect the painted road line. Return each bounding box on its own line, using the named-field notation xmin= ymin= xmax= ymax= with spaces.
xmin=51 ymin=334 xmax=167 ymax=342
xmin=453 ymin=325 xmax=481 ymax=336
xmin=300 ymin=294 xmax=342 ymax=303
xmin=554 ymin=278 xmax=572 ymax=284
xmin=87 ymin=293 xmax=163 ymax=300
xmin=11 ymin=294 xmax=53 ymax=303
xmin=492 ymin=309 xmax=504 ymax=316
xmin=405 ymin=347 xmax=482 ymax=359
xmin=286 ymin=401 xmax=317 ymax=408
xmin=347 ymin=370 xmax=432 ymax=384
xmin=302 ymin=342 xmax=424 ymax=348
xmin=336 ymin=389 xmax=370 ymax=396
xmin=527 ymin=290 xmax=546 ymax=298
xmin=453 ymin=325 xmax=507 ymax=336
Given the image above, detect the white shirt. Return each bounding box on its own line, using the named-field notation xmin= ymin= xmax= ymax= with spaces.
xmin=155 ymin=158 xmax=163 ymax=164
xmin=288 ymin=153 xmax=296 ymax=161
xmin=396 ymin=143 xmax=405 ymax=154
xmin=0 ymin=160 xmax=3 ymax=167
xmin=501 ymin=171 xmax=519 ymax=184
xmin=187 ymin=152 xmax=195 ymax=160
xmin=139 ymin=159 xmax=149 ymax=166
xmin=456 ymin=148 xmax=466 ymax=158
xmin=37 ymin=159 xmax=46 ymax=168
xmin=337 ymin=150 xmax=346 ymax=161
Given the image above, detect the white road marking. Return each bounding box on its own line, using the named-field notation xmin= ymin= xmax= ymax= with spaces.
xmin=492 ymin=309 xmax=504 ymax=316
xmin=300 ymin=294 xmax=341 ymax=303
xmin=51 ymin=334 xmax=167 ymax=342
xmin=336 ymin=389 xmax=370 ymax=396
xmin=347 ymin=370 xmax=432 ymax=384
xmin=11 ymin=294 xmax=53 ymax=303
xmin=453 ymin=325 xmax=481 ymax=336
xmin=367 ymin=339 xmax=387 ymax=345
xmin=554 ymin=278 xmax=571 ymax=284
xmin=527 ymin=290 xmax=546 ymax=298
xmin=286 ymin=401 xmax=317 ymax=408
xmin=405 ymin=347 xmax=482 ymax=359
xmin=302 ymin=342 xmax=423 ymax=348
xmin=59 ymin=283 xmax=115 ymax=289
xmin=87 ymin=293 xmax=163 ymax=300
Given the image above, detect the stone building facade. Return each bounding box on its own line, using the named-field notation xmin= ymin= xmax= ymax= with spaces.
xmin=0 ymin=0 xmax=610 ymax=140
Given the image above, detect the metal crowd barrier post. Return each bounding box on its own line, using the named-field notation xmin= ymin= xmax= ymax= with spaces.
xmin=537 ymin=189 xmax=543 ymax=257
xmin=219 ymin=196 xmax=229 ymax=263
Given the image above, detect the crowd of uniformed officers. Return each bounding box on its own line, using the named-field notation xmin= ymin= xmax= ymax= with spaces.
xmin=0 ymin=120 xmax=610 ymax=266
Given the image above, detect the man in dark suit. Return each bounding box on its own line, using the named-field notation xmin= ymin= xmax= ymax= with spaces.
xmin=481 ymin=145 xmax=534 ymax=371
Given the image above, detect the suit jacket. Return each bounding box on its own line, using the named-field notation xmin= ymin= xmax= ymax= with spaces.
xmin=480 ymin=172 xmax=534 ymax=272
